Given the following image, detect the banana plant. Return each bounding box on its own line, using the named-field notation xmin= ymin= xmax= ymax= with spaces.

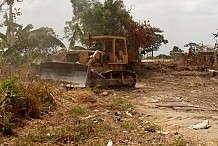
xmin=1 ymin=23 xmax=66 ymax=65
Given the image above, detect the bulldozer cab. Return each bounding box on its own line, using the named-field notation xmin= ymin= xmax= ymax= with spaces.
xmin=89 ymin=36 xmax=128 ymax=64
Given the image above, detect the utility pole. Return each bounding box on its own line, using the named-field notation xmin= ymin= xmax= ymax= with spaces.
xmin=7 ymin=0 xmax=15 ymax=47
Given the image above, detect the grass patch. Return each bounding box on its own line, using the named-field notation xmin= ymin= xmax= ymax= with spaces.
xmin=69 ymin=106 xmax=86 ymax=118
xmin=111 ymin=98 xmax=134 ymax=111
xmin=27 ymin=126 xmax=55 ymax=143
xmin=66 ymin=88 xmax=97 ymax=103
xmin=171 ymin=136 xmax=193 ymax=146
xmin=92 ymin=84 xmax=101 ymax=94
xmin=55 ymin=119 xmax=113 ymax=145
xmin=120 ymin=121 xmax=134 ymax=131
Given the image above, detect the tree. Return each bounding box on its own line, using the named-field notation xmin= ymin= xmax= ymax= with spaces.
xmin=171 ymin=46 xmax=184 ymax=52
xmin=184 ymin=42 xmax=213 ymax=52
xmin=184 ymin=42 xmax=197 ymax=53
xmin=169 ymin=46 xmax=184 ymax=58
xmin=65 ymin=0 xmax=162 ymax=62
xmin=212 ymin=30 xmax=218 ymax=50
xmin=1 ymin=0 xmax=23 ymax=46
xmin=195 ymin=42 xmax=213 ymax=52
xmin=148 ymin=27 xmax=168 ymax=58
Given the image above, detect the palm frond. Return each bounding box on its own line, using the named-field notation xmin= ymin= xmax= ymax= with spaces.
xmin=47 ymin=34 xmax=66 ymax=48
xmin=0 ymin=32 xmax=7 ymax=41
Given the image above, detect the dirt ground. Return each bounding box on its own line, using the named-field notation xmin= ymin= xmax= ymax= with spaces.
xmin=1 ymin=62 xmax=218 ymax=145
xmin=130 ymin=69 xmax=218 ymax=146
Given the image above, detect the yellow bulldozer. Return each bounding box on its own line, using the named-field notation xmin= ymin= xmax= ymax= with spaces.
xmin=39 ymin=36 xmax=136 ymax=87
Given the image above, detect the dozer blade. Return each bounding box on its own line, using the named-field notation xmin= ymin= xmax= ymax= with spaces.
xmin=39 ymin=62 xmax=90 ymax=87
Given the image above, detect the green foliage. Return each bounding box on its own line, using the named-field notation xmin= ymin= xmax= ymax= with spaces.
xmin=0 ymin=78 xmax=55 ymax=134
xmin=3 ymin=25 xmax=66 ymax=66
xmin=172 ymin=46 xmax=184 ymax=52
xmin=170 ymin=46 xmax=184 ymax=58
xmin=120 ymin=121 xmax=133 ymax=131
xmin=1 ymin=12 xmax=66 ymax=66
xmin=0 ymin=77 xmax=18 ymax=95
xmin=111 ymin=98 xmax=134 ymax=111
xmin=196 ymin=43 xmax=213 ymax=52
xmin=92 ymin=84 xmax=101 ymax=94
xmin=0 ymin=78 xmax=18 ymax=134
xmin=149 ymin=28 xmax=168 ymax=52
xmin=69 ymin=106 xmax=86 ymax=118
xmin=27 ymin=126 xmax=55 ymax=142
xmin=171 ymin=136 xmax=193 ymax=146
xmin=186 ymin=52 xmax=202 ymax=65
xmin=213 ymin=31 xmax=218 ymax=38
xmin=0 ymin=32 xmax=9 ymax=54
xmin=65 ymin=0 xmax=130 ymax=46
xmin=65 ymin=0 xmax=165 ymax=62
xmin=56 ymin=120 xmax=112 ymax=144
xmin=1 ymin=112 xmax=15 ymax=135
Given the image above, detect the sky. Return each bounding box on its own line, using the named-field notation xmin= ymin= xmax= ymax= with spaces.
xmin=1 ymin=0 xmax=218 ymax=55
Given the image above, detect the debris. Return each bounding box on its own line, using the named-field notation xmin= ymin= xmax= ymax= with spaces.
xmin=82 ymin=115 xmax=96 ymax=120
xmin=144 ymin=128 xmax=156 ymax=133
xmin=208 ymin=69 xmax=218 ymax=76
xmin=93 ymin=118 xmax=105 ymax=124
xmin=126 ymin=111 xmax=133 ymax=117
xmin=93 ymin=119 xmax=98 ymax=124
xmin=115 ymin=116 xmax=122 ymax=122
xmin=150 ymin=99 xmax=160 ymax=103
xmin=157 ymin=131 xmax=170 ymax=135
xmin=132 ymin=90 xmax=141 ymax=93
xmin=155 ymin=103 xmax=218 ymax=111
xmin=175 ymin=96 xmax=182 ymax=100
xmin=115 ymin=111 xmax=121 ymax=116
xmin=93 ymin=109 xmax=99 ymax=112
xmin=189 ymin=120 xmax=211 ymax=130
xmin=100 ymin=91 xmax=109 ymax=96
xmin=161 ymin=98 xmax=182 ymax=102
xmin=106 ymin=139 xmax=113 ymax=146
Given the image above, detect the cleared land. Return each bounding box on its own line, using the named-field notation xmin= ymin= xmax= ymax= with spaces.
xmin=1 ymin=62 xmax=218 ymax=145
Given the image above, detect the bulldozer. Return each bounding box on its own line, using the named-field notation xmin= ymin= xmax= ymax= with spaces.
xmin=39 ymin=36 xmax=136 ymax=87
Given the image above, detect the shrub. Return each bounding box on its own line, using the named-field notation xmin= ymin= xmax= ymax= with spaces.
xmin=92 ymin=84 xmax=101 ymax=94
xmin=0 ymin=77 xmax=55 ymax=134
xmin=1 ymin=112 xmax=15 ymax=135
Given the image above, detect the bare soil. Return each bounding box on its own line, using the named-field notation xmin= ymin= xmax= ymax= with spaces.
xmin=131 ymin=70 xmax=218 ymax=146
